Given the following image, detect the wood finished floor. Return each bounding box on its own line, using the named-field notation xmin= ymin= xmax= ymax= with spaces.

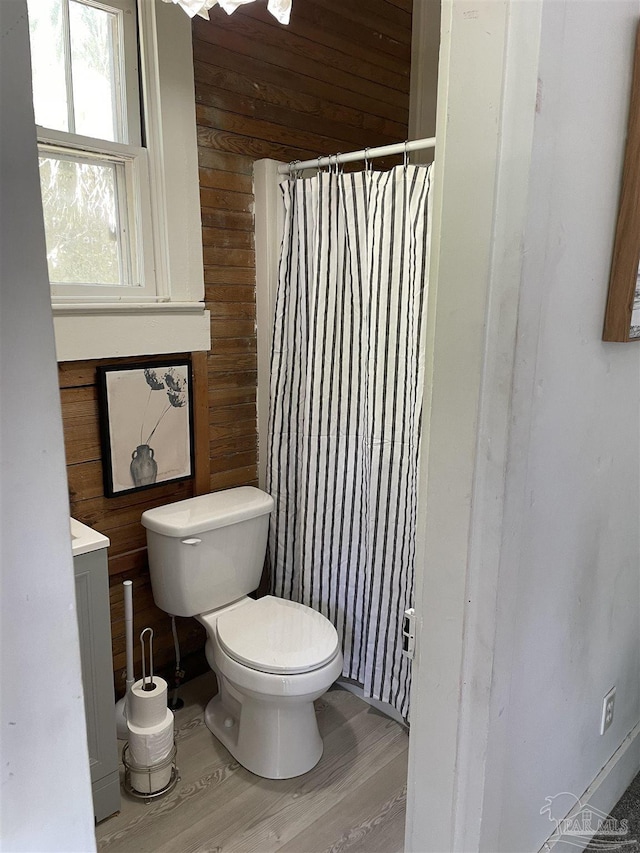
xmin=96 ymin=673 xmax=408 ymax=853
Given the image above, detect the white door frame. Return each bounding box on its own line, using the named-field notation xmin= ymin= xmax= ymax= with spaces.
xmin=405 ymin=1 xmax=543 ymax=850
xmin=1 ymin=1 xmax=96 ymax=845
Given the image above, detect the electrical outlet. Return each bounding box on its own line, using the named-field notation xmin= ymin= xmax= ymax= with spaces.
xmin=600 ymin=687 xmax=616 ymax=735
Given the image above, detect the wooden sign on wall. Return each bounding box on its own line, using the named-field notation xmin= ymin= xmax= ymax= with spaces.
xmin=604 ymin=22 xmax=640 ymax=342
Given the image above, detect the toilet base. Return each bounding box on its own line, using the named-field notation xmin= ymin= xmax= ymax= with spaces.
xmin=204 ymin=687 xmax=323 ymax=780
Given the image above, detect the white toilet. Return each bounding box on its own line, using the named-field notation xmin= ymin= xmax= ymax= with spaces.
xmin=141 ymin=486 xmax=343 ymax=779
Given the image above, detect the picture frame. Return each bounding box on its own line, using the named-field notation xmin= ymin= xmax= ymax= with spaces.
xmin=97 ymin=360 xmax=194 ymax=498
xmin=603 ymin=22 xmax=640 ymax=342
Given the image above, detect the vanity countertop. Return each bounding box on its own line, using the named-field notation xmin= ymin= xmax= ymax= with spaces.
xmin=70 ymin=517 xmax=110 ymax=557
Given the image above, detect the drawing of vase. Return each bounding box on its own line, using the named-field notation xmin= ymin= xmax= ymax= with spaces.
xmin=130 ymin=444 xmax=157 ymax=487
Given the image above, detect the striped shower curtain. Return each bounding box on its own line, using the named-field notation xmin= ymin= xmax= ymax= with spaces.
xmin=267 ymin=163 xmax=431 ymax=720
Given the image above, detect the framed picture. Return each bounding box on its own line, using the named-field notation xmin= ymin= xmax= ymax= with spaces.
xmin=97 ymin=360 xmax=194 ymax=498
xmin=604 ymin=22 xmax=640 ymax=342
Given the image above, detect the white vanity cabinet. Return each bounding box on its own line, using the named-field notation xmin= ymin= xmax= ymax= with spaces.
xmin=71 ymin=518 xmax=120 ymax=823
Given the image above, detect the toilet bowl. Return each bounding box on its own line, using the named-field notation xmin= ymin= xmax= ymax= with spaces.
xmin=198 ymin=596 xmax=343 ymax=779
xmin=141 ymin=487 xmax=343 ymax=779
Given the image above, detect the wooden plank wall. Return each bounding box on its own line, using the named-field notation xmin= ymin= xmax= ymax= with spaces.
xmin=61 ymin=355 xmax=208 ymax=699
xmin=193 ymin=0 xmax=412 ymax=167
xmin=59 ymin=0 xmax=413 ymax=699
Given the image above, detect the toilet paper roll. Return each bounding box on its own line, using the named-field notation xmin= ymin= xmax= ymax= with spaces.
xmin=127 ymin=708 xmax=174 ymax=768
xmin=127 ymin=676 xmax=168 ymax=728
xmin=130 ymin=763 xmax=172 ymax=795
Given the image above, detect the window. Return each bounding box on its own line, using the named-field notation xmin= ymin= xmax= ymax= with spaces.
xmin=28 ymin=0 xmax=157 ymax=301
xmin=26 ymin=0 xmax=210 ymax=360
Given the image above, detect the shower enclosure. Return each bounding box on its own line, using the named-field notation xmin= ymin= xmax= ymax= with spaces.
xmin=255 ymin=147 xmax=432 ymax=720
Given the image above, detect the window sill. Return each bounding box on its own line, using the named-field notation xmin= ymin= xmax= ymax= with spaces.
xmin=52 ymin=302 xmax=211 ymax=362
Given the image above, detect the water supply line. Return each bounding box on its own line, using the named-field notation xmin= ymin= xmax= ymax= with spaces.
xmin=169 ymin=615 xmax=184 ymax=710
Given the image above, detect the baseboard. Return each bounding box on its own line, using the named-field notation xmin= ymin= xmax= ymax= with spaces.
xmin=538 ymin=721 xmax=640 ymax=852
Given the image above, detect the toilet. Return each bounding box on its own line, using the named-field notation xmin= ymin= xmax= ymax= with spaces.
xmin=141 ymin=486 xmax=343 ymax=779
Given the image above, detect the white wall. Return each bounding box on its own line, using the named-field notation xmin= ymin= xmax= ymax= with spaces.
xmin=0 ymin=2 xmax=96 ymax=849
xmin=482 ymin=1 xmax=640 ymax=849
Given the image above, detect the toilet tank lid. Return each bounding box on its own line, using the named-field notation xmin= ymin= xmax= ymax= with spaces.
xmin=141 ymin=487 xmax=274 ymax=536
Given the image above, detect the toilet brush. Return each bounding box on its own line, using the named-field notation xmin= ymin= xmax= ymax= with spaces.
xmin=115 ymin=580 xmax=135 ymax=739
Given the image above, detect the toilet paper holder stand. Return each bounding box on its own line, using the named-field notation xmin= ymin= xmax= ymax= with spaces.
xmin=122 ymin=741 xmax=179 ymax=802
xmin=122 ymin=627 xmax=179 ymax=801
xmin=140 ymin=627 xmax=156 ymax=692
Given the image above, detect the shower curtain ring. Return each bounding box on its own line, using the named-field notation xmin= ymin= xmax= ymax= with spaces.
xmin=334 ymin=154 xmax=342 ymax=175
xmin=289 ymin=159 xmax=300 ymax=178
xmin=364 ymin=147 xmax=371 ymax=173
xmin=403 ymin=141 xmax=409 ymax=170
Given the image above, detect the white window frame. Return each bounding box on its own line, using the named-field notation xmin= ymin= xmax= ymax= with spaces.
xmin=34 ymin=0 xmax=152 ymax=298
xmin=38 ymin=131 xmax=157 ymax=301
xmin=45 ymin=0 xmax=210 ymax=360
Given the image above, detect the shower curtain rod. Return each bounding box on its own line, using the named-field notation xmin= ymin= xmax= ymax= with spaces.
xmin=277 ymin=136 xmax=436 ymax=175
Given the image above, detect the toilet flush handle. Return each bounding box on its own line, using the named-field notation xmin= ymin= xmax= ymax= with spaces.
xmin=181 ymin=538 xmax=202 ymax=546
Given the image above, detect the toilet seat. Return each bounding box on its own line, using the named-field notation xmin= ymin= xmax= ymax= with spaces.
xmin=215 ymin=595 xmax=340 ymax=675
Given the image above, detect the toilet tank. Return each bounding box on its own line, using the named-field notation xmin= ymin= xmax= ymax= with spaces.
xmin=141 ymin=487 xmax=274 ymax=617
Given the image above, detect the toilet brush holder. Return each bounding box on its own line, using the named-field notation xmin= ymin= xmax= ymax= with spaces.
xmin=115 ymin=680 xmax=135 ymax=740
xmin=122 ymin=741 xmax=179 ymax=801
xmin=115 ymin=580 xmax=135 ymax=739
